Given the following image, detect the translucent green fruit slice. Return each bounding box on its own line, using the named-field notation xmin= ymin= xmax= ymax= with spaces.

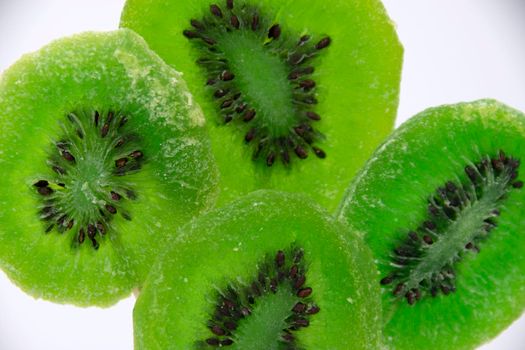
xmin=134 ymin=190 xmax=382 ymax=349
xmin=120 ymin=0 xmax=403 ymax=210
xmin=337 ymin=100 xmax=525 ymax=350
xmin=0 ymin=30 xmax=218 ymax=306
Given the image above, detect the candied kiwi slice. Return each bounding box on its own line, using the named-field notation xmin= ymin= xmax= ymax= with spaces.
xmin=337 ymin=100 xmax=525 ymax=350
xmin=182 ymin=3 xmax=330 ymax=166
xmin=0 ymin=30 xmax=218 ymax=306
xmin=133 ymin=190 xmax=382 ymax=349
xmin=120 ymin=0 xmax=403 ymax=210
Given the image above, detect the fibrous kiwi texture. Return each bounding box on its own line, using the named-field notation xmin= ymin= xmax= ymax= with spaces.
xmin=134 ymin=190 xmax=382 ymax=349
xmin=0 ymin=30 xmax=218 ymax=306
xmin=337 ymin=100 xmax=525 ymax=350
xmin=120 ymin=0 xmax=403 ymax=210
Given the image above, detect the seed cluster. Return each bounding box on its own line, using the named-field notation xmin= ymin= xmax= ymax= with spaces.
xmin=380 ymin=151 xmax=522 ymax=305
xmin=183 ymin=0 xmax=330 ymax=167
xmin=33 ymin=110 xmax=144 ymax=249
xmin=201 ymin=247 xmax=319 ymax=348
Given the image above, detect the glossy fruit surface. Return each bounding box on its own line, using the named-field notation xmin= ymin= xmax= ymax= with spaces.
xmin=134 ymin=190 xmax=382 ymax=349
xmin=121 ymin=0 xmax=403 ymax=210
xmin=338 ymin=100 xmax=525 ymax=349
xmin=0 ymin=29 xmax=218 ymax=306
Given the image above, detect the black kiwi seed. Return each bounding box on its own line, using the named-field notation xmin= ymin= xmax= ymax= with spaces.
xmin=61 ymin=150 xmax=76 ymax=163
xmin=37 ymin=187 xmax=54 ymax=196
xmin=220 ymin=70 xmax=235 ymax=81
xmin=245 ymin=128 xmax=256 ymax=143
xmin=242 ymin=109 xmax=256 ymax=122
xmin=268 ymin=24 xmax=281 ymax=39
xmin=101 ymin=123 xmax=110 ymax=138
xmin=294 ymin=146 xmax=308 ymax=159
xmin=87 ymin=224 xmax=96 ymax=239
xmin=33 ymin=180 xmax=49 ymax=188
xmin=210 ymin=4 xmax=223 ymax=18
xmin=115 ymin=157 xmax=128 ymax=168
xmin=106 ymin=205 xmax=117 ymax=215
xmin=315 ymin=37 xmax=331 ymax=50
xmin=199 ymin=247 xmax=319 ymax=347
xmin=251 ymin=14 xmax=259 ymax=31
xmin=34 ymin=110 xmax=145 ymax=250
xmin=183 ymin=30 xmax=200 ymax=39
xmin=381 ymin=152 xmax=522 ymax=304
xmin=183 ymin=1 xmax=331 ymax=167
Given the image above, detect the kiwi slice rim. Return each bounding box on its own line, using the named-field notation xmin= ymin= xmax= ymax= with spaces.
xmin=120 ymin=0 xmax=403 ymax=211
xmin=337 ymin=99 xmax=525 ymax=350
xmin=0 ymin=29 xmax=219 ymax=307
xmin=133 ymin=190 xmax=383 ymax=349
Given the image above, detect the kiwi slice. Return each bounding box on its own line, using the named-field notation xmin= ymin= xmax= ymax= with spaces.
xmin=120 ymin=0 xmax=403 ymax=210
xmin=0 ymin=29 xmax=218 ymax=306
xmin=134 ymin=190 xmax=382 ymax=349
xmin=337 ymin=100 xmax=525 ymax=349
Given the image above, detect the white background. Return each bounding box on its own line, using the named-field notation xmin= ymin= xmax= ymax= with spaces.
xmin=0 ymin=0 xmax=524 ymax=349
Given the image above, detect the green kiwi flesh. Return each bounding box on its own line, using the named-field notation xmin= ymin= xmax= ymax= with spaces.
xmin=0 ymin=30 xmax=218 ymax=306
xmin=133 ymin=190 xmax=382 ymax=349
xmin=120 ymin=0 xmax=403 ymax=210
xmin=337 ymin=100 xmax=525 ymax=350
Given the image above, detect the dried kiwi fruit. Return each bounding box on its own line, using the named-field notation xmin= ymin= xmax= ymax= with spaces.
xmin=120 ymin=0 xmax=403 ymax=210
xmin=0 ymin=30 xmax=218 ymax=306
xmin=337 ymin=100 xmax=525 ymax=350
xmin=134 ymin=190 xmax=382 ymax=349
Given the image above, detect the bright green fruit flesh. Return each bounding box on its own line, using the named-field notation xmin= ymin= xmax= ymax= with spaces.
xmin=134 ymin=190 xmax=382 ymax=349
xmin=337 ymin=100 xmax=525 ymax=350
xmin=120 ymin=0 xmax=403 ymax=211
xmin=0 ymin=30 xmax=218 ymax=306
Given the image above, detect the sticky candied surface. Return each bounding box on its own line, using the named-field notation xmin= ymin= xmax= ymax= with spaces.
xmin=134 ymin=190 xmax=382 ymax=349
xmin=338 ymin=100 xmax=525 ymax=350
xmin=0 ymin=29 xmax=218 ymax=306
xmin=120 ymin=0 xmax=403 ymax=211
